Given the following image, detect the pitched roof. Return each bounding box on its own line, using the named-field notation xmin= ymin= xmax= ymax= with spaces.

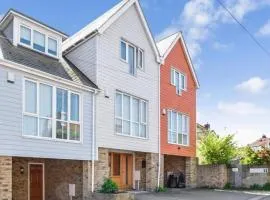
xmin=62 ymin=0 xmax=160 ymax=62
xmin=0 ymin=32 xmax=98 ymax=89
xmin=0 ymin=9 xmax=68 ymax=38
xmin=250 ymin=135 xmax=270 ymax=147
xmin=156 ymin=32 xmax=200 ymax=88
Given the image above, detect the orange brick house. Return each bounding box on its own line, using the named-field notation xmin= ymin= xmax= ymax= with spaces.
xmin=157 ymin=32 xmax=199 ymax=188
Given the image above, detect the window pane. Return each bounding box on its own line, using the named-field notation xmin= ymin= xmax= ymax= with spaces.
xmin=171 ymin=69 xmax=175 ymax=85
xmin=123 ymin=95 xmax=130 ymax=120
xmin=48 ymin=38 xmax=57 ymax=56
xmin=139 ymin=50 xmax=143 ymax=68
xmin=141 ymin=101 xmax=147 ymax=123
xmin=115 ymin=118 xmax=122 ymax=133
xmin=128 ymin=45 xmax=135 ymax=75
xmin=39 ymin=84 xmax=52 ymax=117
xmin=116 ymin=93 xmax=122 ymax=117
xmin=181 ymin=74 xmax=186 ymax=90
xmin=175 ymin=72 xmax=181 ymax=94
xmin=23 ymin=116 xmax=37 ymax=136
xmin=25 ymin=80 xmax=37 ymax=113
xmin=182 ymin=116 xmax=188 ymax=133
xmin=56 ymin=88 xmax=68 ymax=121
xmin=70 ymin=93 xmax=79 ymax=121
xmin=123 ymin=120 xmax=130 ymax=135
xmin=132 ymin=123 xmax=139 ymax=136
xmin=171 ymin=112 xmax=177 ymax=131
xmin=168 ymin=111 xmax=171 ymax=130
xmin=140 ymin=124 xmax=146 ymax=138
xmin=177 ymin=113 xmax=182 ymax=133
xmin=171 ymin=132 xmax=176 ymax=143
xmin=183 ymin=135 xmax=188 ymax=145
xmin=121 ymin=41 xmax=126 ymax=60
xmin=132 ymin=98 xmax=139 ymax=122
xmin=56 ymin=121 xmax=67 ymax=139
xmin=33 ymin=31 xmax=45 ymax=52
xmin=20 ymin=26 xmax=31 ymax=45
xmin=39 ymin=118 xmax=52 ymax=138
xmin=178 ymin=133 xmax=183 ymax=144
xmin=70 ymin=123 xmax=80 ymax=141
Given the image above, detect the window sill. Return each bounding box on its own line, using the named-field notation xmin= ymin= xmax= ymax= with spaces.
xmin=168 ymin=142 xmax=190 ymax=147
xmin=22 ymin=135 xmax=83 ymax=144
xmin=115 ymin=132 xmax=149 ymax=140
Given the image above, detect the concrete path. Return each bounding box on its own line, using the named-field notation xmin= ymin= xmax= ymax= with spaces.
xmin=135 ymin=189 xmax=270 ymax=200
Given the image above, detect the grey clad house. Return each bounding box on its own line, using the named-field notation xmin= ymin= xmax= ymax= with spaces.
xmin=0 ymin=9 xmax=99 ymax=200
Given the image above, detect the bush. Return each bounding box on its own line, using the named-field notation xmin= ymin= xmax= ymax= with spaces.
xmin=263 ymin=182 xmax=270 ymax=191
xmin=155 ymin=186 xmax=167 ymax=192
xmin=250 ymin=184 xmax=263 ymax=190
xmin=223 ymin=183 xmax=232 ymax=190
xmin=99 ymin=178 xmax=118 ymax=193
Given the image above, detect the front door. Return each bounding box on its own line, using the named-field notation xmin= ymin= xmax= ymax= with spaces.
xmin=29 ymin=164 xmax=43 ymax=200
xmin=111 ymin=153 xmax=133 ymax=190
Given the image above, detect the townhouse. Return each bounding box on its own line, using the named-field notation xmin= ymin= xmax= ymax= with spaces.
xmin=63 ymin=0 xmax=161 ymax=192
xmin=0 ymin=1 xmax=199 ymax=199
xmin=0 ymin=9 xmax=99 ymax=200
xmin=157 ymin=32 xmax=199 ymax=188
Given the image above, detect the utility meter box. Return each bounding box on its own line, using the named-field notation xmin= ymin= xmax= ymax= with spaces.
xmin=69 ymin=184 xmax=75 ymax=197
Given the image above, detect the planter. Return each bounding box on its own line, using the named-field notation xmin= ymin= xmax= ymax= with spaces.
xmin=91 ymin=192 xmax=135 ymax=200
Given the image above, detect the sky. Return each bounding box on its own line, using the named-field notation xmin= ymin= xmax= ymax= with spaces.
xmin=1 ymin=0 xmax=270 ymax=146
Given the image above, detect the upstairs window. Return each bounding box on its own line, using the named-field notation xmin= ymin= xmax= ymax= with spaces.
xmin=120 ymin=39 xmax=144 ymax=75
xmin=48 ymin=37 xmax=58 ymax=56
xmin=20 ymin=26 xmax=31 ymax=45
xmin=23 ymin=79 xmax=81 ymax=142
xmin=33 ymin=31 xmax=45 ymax=52
xmin=19 ymin=25 xmax=59 ymax=58
xmin=171 ymin=68 xmax=187 ymax=95
xmin=115 ymin=91 xmax=148 ymax=138
xmin=168 ymin=110 xmax=189 ymax=145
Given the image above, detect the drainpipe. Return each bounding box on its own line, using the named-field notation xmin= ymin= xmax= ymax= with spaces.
xmin=157 ymin=63 xmax=161 ymax=188
xmin=91 ymin=91 xmax=97 ymax=192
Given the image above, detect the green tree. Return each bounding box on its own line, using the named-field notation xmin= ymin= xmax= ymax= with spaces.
xmin=199 ymin=132 xmax=236 ymax=164
xmin=240 ymin=146 xmax=270 ymax=165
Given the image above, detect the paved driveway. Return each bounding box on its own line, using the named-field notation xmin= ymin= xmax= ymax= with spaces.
xmin=135 ymin=189 xmax=270 ymax=200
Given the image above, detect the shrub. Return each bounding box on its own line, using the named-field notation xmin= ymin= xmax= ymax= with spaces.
xmin=250 ymin=184 xmax=263 ymax=190
xmin=223 ymin=183 xmax=232 ymax=190
xmin=263 ymin=182 xmax=270 ymax=191
xmin=99 ymin=178 xmax=118 ymax=193
xmin=155 ymin=186 xmax=167 ymax=192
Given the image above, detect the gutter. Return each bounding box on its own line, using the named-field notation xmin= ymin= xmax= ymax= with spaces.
xmin=91 ymin=90 xmax=98 ymax=192
xmin=157 ymin=63 xmax=161 ymax=188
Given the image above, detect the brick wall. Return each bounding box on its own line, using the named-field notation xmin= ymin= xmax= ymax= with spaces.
xmin=0 ymin=156 xmax=12 ymax=200
xmin=160 ymin=39 xmax=197 ymax=157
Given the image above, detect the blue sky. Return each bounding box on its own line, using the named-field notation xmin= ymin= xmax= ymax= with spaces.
xmin=1 ymin=0 xmax=270 ymax=145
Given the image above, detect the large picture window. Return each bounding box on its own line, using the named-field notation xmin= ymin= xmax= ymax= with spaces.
xmin=115 ymin=91 xmax=148 ymax=138
xmin=23 ymin=79 xmax=81 ymax=142
xmin=168 ymin=110 xmax=189 ymax=145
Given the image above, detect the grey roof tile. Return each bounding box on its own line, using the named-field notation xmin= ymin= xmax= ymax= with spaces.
xmin=0 ymin=32 xmax=98 ymax=89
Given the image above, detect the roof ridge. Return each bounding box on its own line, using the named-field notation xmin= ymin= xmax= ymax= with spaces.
xmin=156 ymin=31 xmax=181 ymax=43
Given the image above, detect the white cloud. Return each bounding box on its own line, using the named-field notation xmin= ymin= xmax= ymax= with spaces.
xmin=212 ymin=41 xmax=232 ymax=50
xmin=157 ymin=0 xmax=270 ymax=66
xmin=257 ymin=20 xmax=270 ymax=36
xmin=217 ymin=101 xmax=267 ymax=115
xmin=235 ymin=77 xmax=269 ymax=94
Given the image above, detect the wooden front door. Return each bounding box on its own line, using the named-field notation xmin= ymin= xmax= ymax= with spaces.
xmin=111 ymin=153 xmax=133 ymax=190
xmin=29 ymin=164 xmax=43 ymax=200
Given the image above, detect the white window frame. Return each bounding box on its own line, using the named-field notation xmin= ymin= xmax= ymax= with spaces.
xmin=120 ymin=39 xmax=144 ymax=75
xmin=167 ymin=110 xmax=189 ymax=146
xmin=22 ymin=78 xmax=82 ymax=143
xmin=115 ymin=91 xmax=148 ymax=139
xmin=47 ymin=36 xmax=58 ymax=57
xmin=33 ymin=30 xmax=46 ymax=53
xmin=170 ymin=67 xmax=187 ymax=95
xmin=19 ymin=24 xmax=59 ymax=59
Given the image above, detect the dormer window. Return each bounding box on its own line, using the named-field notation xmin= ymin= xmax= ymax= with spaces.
xmin=33 ymin=31 xmax=45 ymax=52
xmin=19 ymin=25 xmax=59 ymax=58
xmin=20 ymin=26 xmax=31 ymax=45
xmin=48 ymin=38 xmax=57 ymax=56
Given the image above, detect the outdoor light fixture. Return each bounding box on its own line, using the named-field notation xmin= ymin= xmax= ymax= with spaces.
xmin=20 ymin=166 xmax=24 ymax=174
xmin=162 ymin=108 xmax=166 ymax=115
xmin=104 ymin=88 xmax=110 ymax=98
